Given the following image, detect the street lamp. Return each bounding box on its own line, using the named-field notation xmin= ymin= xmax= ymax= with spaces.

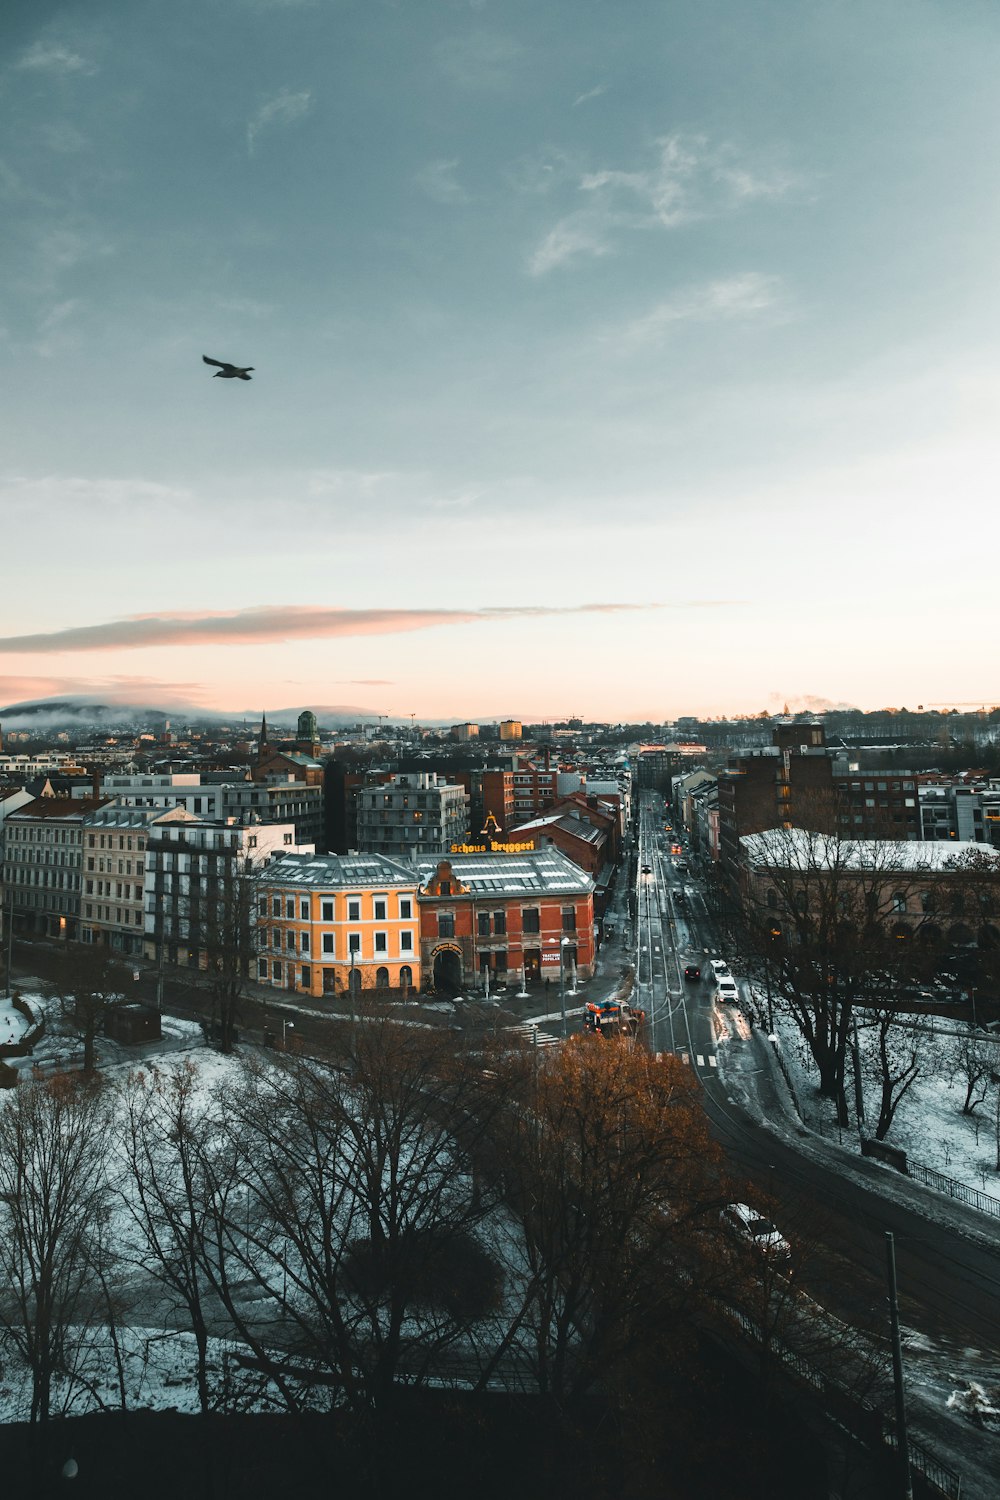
xmin=516 ymin=960 xmax=529 ymax=1000
xmin=559 ymin=935 xmax=572 ymax=1038
xmin=282 ymin=1019 xmax=294 ymax=1050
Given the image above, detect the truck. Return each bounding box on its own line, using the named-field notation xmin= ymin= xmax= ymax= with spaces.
xmin=584 ymin=998 xmax=645 ymax=1037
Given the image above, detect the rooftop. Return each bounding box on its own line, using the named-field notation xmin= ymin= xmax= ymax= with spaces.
xmin=418 ymin=847 xmax=594 ymax=897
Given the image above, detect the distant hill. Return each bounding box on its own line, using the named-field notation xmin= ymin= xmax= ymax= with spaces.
xmin=0 ymin=697 xmax=455 ymax=734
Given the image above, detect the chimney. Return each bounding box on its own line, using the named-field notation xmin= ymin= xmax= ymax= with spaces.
xmin=91 ymin=770 xmax=102 ymax=802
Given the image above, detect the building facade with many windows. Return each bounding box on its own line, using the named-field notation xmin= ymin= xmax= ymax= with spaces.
xmin=355 ymin=772 xmax=468 ymax=859
xmin=4 ymin=795 xmax=108 ymax=941
xmin=416 ymin=849 xmax=596 ymax=995
xmin=255 ymin=853 xmax=420 ymax=999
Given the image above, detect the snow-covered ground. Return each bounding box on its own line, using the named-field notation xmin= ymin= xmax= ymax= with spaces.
xmin=716 ymin=994 xmax=1000 ymax=1498
xmin=765 ymin=998 xmax=1000 ymax=1203
xmin=0 ymin=992 xmax=32 ymax=1044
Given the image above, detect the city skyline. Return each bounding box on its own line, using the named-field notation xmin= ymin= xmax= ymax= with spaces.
xmin=3 ymin=1 xmax=999 ymax=719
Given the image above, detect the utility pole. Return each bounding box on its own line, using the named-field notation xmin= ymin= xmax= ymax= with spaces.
xmin=3 ymin=886 xmax=14 ymax=998
xmin=885 ymin=1232 xmax=913 ymax=1500
xmin=155 ymin=898 xmax=165 ymax=1013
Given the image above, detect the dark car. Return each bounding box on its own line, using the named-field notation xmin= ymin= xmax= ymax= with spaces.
xmin=641 ymin=864 xmax=651 ymax=875
xmin=684 ymin=964 xmax=701 ymax=981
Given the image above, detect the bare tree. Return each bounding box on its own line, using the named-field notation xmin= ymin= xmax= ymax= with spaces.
xmin=736 ymin=821 xmax=934 ymax=1126
xmin=117 ymin=1061 xmax=234 ymax=1416
xmin=193 ymin=1015 xmax=508 ymax=1422
xmin=0 ymin=1076 xmax=114 ymax=1422
xmin=51 ymin=940 xmax=130 ymax=1075
xmin=201 ymin=854 xmax=266 ymax=1053
xmin=856 ymin=1010 xmax=934 ymax=1142
xmin=948 ymin=1024 xmax=997 ymax=1116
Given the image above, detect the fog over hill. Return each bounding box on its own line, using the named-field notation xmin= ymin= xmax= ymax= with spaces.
xmin=0 ymin=698 xmax=461 ymax=734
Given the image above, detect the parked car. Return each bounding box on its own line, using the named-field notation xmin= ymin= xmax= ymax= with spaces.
xmin=675 ymin=861 xmax=689 ymax=874
xmin=684 ymin=964 xmax=701 ymax=981
xmin=716 ymin=977 xmax=739 ymax=1004
xmin=720 ymin=1202 xmax=792 ymax=1263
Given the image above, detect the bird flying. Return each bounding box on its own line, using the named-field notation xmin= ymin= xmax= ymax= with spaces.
xmin=202 ymin=355 xmax=253 ymax=380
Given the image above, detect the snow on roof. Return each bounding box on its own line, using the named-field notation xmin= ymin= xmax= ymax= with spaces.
xmin=417 ymin=847 xmax=594 ymax=897
xmin=262 ymin=852 xmax=417 ymax=888
xmin=741 ymin=827 xmax=1000 ymax=873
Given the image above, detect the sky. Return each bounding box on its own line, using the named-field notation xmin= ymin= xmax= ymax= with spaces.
xmin=2 ymin=0 xmax=1000 ymax=724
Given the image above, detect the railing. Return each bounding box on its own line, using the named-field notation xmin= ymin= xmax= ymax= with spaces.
xmin=907 ymin=1158 xmax=1000 ymax=1220
xmin=767 ymin=1035 xmax=804 ymax=1120
xmin=728 ymin=1307 xmax=962 ymax=1499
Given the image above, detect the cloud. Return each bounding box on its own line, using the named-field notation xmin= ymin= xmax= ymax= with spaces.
xmin=34 ymin=298 xmax=83 ymax=357
xmin=528 ymin=214 xmax=616 ymax=276
xmin=414 ymin=158 xmax=470 ymax=204
xmin=528 ymin=133 xmax=801 ymax=275
xmin=573 ymin=82 xmax=608 ymax=108
xmin=507 ymin=146 xmax=579 ymax=197
xmin=247 ymin=89 xmax=313 ymax=157
xmin=613 ymin=273 xmax=785 ymax=349
xmin=0 ymin=601 xmax=742 ymax=656
xmin=766 ymin=693 xmax=860 ymax=713
xmin=16 ymin=42 xmax=96 ymax=76
xmin=436 ymin=31 xmax=523 ymax=91
xmin=0 ymin=676 xmax=214 ymax=712
xmin=0 ymin=475 xmax=192 ymax=518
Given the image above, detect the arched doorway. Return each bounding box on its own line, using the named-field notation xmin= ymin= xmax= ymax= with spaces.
xmin=375 ymin=966 xmax=390 ymax=991
xmin=399 ymin=964 xmax=413 ymax=998
xmin=433 ymin=946 xmax=463 ymax=995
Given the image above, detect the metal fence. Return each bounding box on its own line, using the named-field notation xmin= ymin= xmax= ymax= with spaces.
xmin=906 ymin=1157 xmax=1000 ymax=1219
xmin=727 ymin=1307 xmax=962 ymax=1499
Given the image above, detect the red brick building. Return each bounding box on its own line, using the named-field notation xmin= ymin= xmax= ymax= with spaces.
xmin=416 ymin=849 xmax=595 ymax=993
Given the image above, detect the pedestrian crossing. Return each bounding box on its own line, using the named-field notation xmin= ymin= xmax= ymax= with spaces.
xmin=507 ymin=1022 xmax=561 ymax=1049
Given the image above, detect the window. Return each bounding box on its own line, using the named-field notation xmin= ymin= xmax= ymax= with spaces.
xmin=300 ymin=965 xmax=311 ymax=988
xmin=401 ymin=930 xmax=413 ymax=951
xmin=286 ymin=930 xmax=296 ymax=952
xmin=892 ymin=891 xmax=907 ymax=914
xmin=374 ymin=898 xmax=387 ymax=921
xmin=300 ymin=931 xmax=310 ymax=953
xmin=286 ymin=897 xmax=295 ymax=920
xmin=492 ymin=909 xmax=506 ymax=935
xmin=400 ymin=964 xmax=413 ymax=990
xmin=322 ymin=933 xmax=334 ymax=954
xmin=477 ymin=911 xmax=490 ymax=937
xmin=272 ymin=960 xmax=282 ymax=980
xmin=272 ymin=929 xmax=281 ymax=949
xmin=374 ymin=931 xmax=387 ymax=953
xmin=562 ymin=908 xmax=576 ymax=933
xmin=438 ymin=912 xmax=455 ymax=938
xmin=375 ymin=966 xmax=390 ymax=989
xmin=272 ymin=896 xmax=281 ymax=916
xmin=522 ymin=908 xmax=540 ymax=934
xmin=348 ymin=932 xmax=361 ymax=953
xmin=258 ymin=958 xmax=268 ymax=979
xmin=400 ymin=897 xmax=412 ymax=919
xmin=322 ymin=899 xmax=334 ymax=921
xmin=300 ymin=899 xmax=309 ymax=921
xmin=495 ymin=950 xmax=508 ymax=972
xmin=348 ymin=898 xmax=361 ymax=921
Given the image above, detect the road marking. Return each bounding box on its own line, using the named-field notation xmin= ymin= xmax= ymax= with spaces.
xmin=709 ymin=1055 xmax=717 ymax=1069
xmin=696 ymin=1054 xmax=704 ymax=1067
